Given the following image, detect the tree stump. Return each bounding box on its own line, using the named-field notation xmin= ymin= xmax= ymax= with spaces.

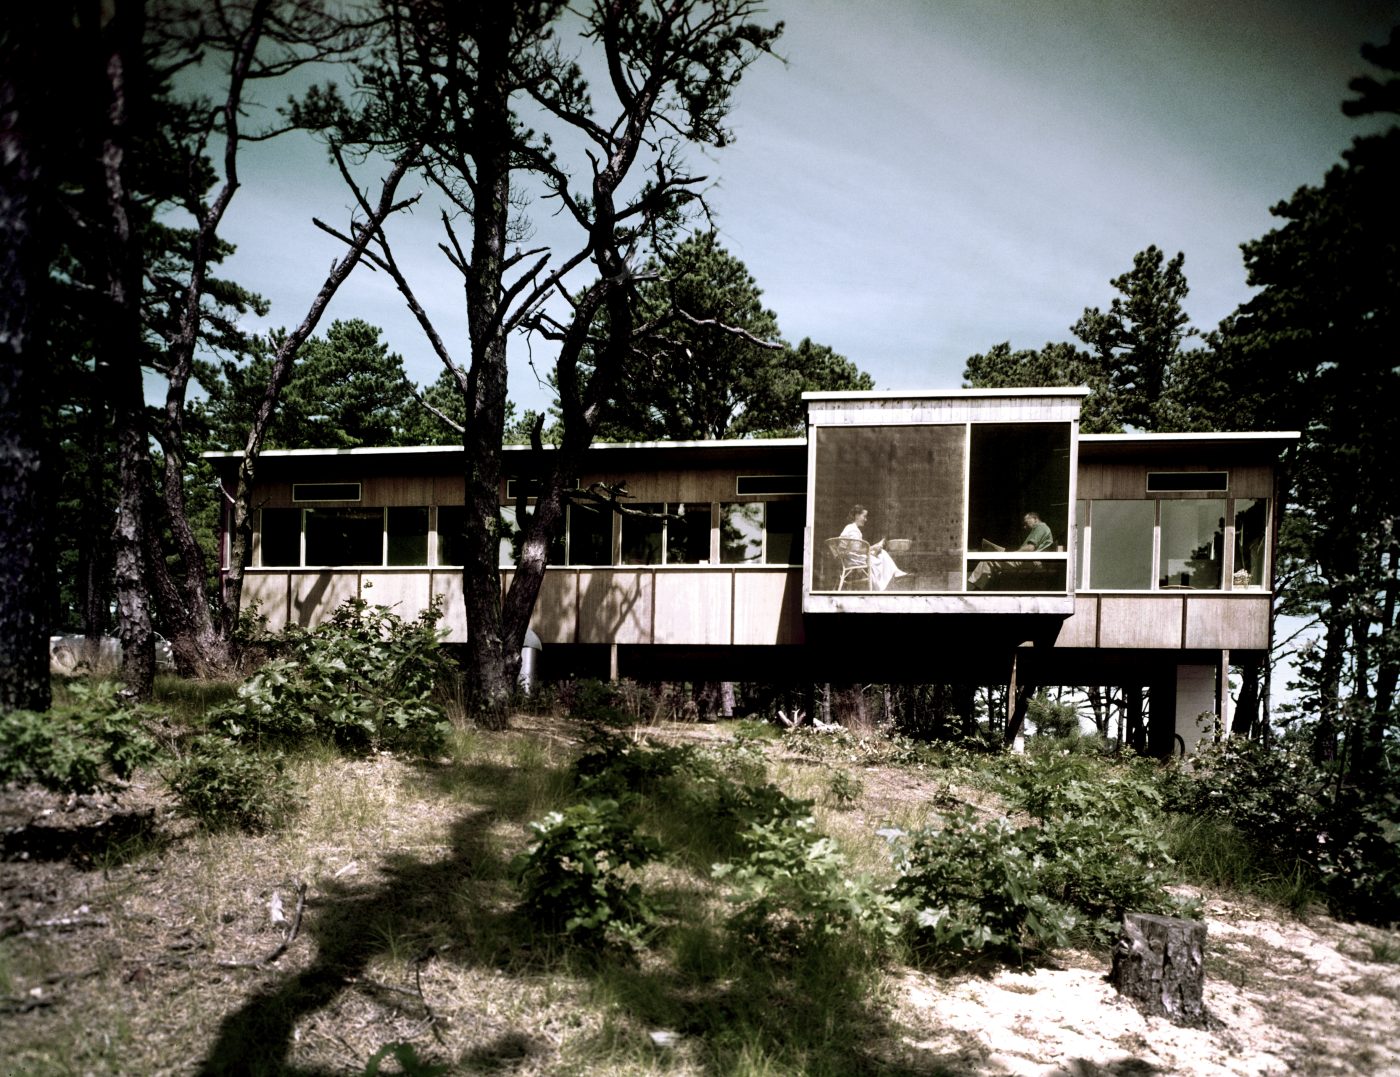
xmin=1109 ymin=912 xmax=1208 ymax=1028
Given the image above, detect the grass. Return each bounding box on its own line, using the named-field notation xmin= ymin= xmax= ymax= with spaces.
xmin=4 ymin=683 xmax=1398 ymax=1075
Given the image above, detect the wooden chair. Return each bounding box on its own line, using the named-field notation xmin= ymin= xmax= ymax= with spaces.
xmin=824 ymin=536 xmax=873 ymax=590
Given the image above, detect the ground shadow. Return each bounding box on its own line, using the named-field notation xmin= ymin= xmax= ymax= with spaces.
xmin=197 ymin=752 xmax=966 ymax=1076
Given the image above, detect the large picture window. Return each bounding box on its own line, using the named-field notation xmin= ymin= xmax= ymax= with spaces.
xmin=1088 ymin=500 xmax=1155 ymax=589
xmin=1081 ymin=498 xmax=1269 ymax=591
xmin=1159 ymin=499 xmax=1225 ymax=590
xmin=305 ymin=507 xmax=383 ymax=566
xmin=813 ymin=422 xmax=1070 ymax=593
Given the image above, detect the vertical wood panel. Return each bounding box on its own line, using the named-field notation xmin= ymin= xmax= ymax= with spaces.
xmin=291 ymin=571 xmax=359 ymax=629
xmin=734 ymin=570 xmax=805 ymax=645
xmin=522 ymin=569 xmax=578 ymax=644
xmin=1184 ymin=596 xmax=1271 ymax=650
xmin=654 ymin=572 xmax=733 ymax=644
xmin=244 ymin=573 xmax=292 ymax=632
xmin=430 ymin=571 xmax=468 ymax=643
xmin=1053 ymin=596 xmax=1099 ymax=648
xmin=361 ymin=573 xmax=433 ymax=619
xmin=577 ymin=570 xmax=652 ymax=644
xmin=1098 ymin=596 xmax=1183 ymax=648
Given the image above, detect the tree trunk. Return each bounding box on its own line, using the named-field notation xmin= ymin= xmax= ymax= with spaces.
xmin=0 ymin=8 xmax=53 ymax=713
xmin=86 ymin=0 xmax=154 ymax=700
xmin=1109 ymin=912 xmax=1208 ymax=1028
xmin=457 ymin=9 xmax=516 ymax=731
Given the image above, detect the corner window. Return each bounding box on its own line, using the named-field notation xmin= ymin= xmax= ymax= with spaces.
xmin=1234 ymin=499 xmax=1269 ymax=588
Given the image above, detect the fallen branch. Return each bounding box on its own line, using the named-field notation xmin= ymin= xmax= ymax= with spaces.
xmin=217 ymin=878 xmax=307 ymax=969
xmin=415 ymin=951 xmax=446 ymax=1046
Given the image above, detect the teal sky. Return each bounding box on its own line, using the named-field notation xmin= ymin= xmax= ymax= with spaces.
xmin=215 ymin=0 xmax=1399 ymax=417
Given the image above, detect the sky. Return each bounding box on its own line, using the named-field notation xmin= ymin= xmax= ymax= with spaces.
xmin=214 ymin=0 xmax=1400 ymax=417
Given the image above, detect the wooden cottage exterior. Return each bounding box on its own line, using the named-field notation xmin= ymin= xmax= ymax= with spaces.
xmin=207 ymin=388 xmax=1297 ymax=754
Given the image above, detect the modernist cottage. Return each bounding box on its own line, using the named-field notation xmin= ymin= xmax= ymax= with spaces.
xmin=207 ymin=389 xmax=1295 ymax=756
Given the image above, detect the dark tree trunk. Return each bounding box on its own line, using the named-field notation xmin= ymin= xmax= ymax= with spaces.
xmin=458 ymin=9 xmax=516 ymax=731
xmin=1110 ymin=912 xmax=1208 ymax=1028
xmin=86 ymin=0 xmax=155 ymax=700
xmin=0 ymin=8 xmax=53 ymax=713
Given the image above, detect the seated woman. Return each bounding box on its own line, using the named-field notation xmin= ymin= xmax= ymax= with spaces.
xmin=840 ymin=504 xmax=907 ymax=590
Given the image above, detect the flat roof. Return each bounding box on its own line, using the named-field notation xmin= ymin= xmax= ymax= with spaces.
xmin=802 ymin=386 xmax=1092 ymax=401
xmin=202 ymin=437 xmax=807 ymax=462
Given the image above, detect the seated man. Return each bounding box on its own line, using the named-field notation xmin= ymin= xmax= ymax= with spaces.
xmin=969 ymin=511 xmax=1054 ymax=589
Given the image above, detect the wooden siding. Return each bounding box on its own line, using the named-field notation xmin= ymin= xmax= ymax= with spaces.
xmin=1098 ymin=596 xmax=1185 ymax=649
xmin=1077 ymin=463 xmax=1273 ymax=500
xmin=238 ymin=568 xmax=1270 ymax=652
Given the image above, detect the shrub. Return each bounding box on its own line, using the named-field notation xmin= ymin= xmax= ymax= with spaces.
xmin=212 ymin=598 xmax=451 ymax=754
xmin=887 ymin=810 xmax=1077 ymax=962
xmin=1156 ymin=737 xmax=1400 ymax=923
xmin=714 ymin=809 xmax=899 ymax=952
xmin=0 ymin=681 xmax=156 ymax=794
xmin=554 ymin=678 xmax=633 ymax=726
xmin=1001 ymin=751 xmax=1184 ymax=939
xmin=163 ymin=735 xmax=298 ymax=832
xmin=513 ymin=798 xmax=663 ymax=948
xmin=572 ymin=731 xmax=704 ymax=797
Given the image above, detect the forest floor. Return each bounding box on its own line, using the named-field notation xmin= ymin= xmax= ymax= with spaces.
xmin=2 ymin=714 xmax=1398 ymax=1076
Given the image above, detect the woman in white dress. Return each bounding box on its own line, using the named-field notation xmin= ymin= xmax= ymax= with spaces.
xmin=839 ymin=504 xmax=907 ymax=590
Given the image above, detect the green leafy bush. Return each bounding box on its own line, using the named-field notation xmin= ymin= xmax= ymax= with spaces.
xmin=572 ymin=731 xmax=705 ymax=797
xmin=1161 ymin=738 xmax=1400 ymax=924
xmin=886 ymin=810 xmax=1077 ymax=962
xmin=212 ymin=598 xmax=451 ymax=754
xmin=554 ymin=678 xmax=633 ymax=726
xmin=513 ymin=798 xmax=663 ymax=948
xmin=163 ymin=735 xmax=298 ymax=832
xmin=1002 ymin=751 xmax=1183 ymax=939
xmin=714 ymin=809 xmax=898 ymax=951
xmin=0 ymin=681 xmax=156 ymax=794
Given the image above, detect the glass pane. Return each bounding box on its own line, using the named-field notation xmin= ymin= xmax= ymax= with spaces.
xmin=621 ymin=503 xmax=664 ymax=565
xmin=967 ymin=423 xmax=1071 ymax=555
xmin=720 ymin=502 xmax=763 ymax=564
xmin=812 ymin=425 xmax=965 ymax=591
xmin=386 ymin=507 xmax=429 ymax=566
xmin=1075 ymin=500 xmax=1087 ymax=590
xmin=1160 ymin=499 xmax=1226 ymax=590
xmin=667 ymin=502 xmax=712 ymax=564
xmin=764 ymin=500 xmax=805 ymax=565
xmin=498 ymin=506 xmax=520 ymax=568
xmin=260 ymin=508 xmax=301 ymax=567
xmin=967 ymin=557 xmax=1067 ymax=592
xmin=1088 ymin=501 xmax=1155 ymax=589
xmin=437 ymin=506 xmax=464 ymax=566
xmin=305 ymin=507 xmax=383 ymax=566
xmin=1234 ymin=499 xmax=1269 ymax=588
xmin=568 ymin=504 xmax=613 ymax=565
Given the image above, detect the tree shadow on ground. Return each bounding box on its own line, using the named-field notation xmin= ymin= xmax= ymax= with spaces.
xmin=196 ymin=754 xmax=963 ymax=1076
